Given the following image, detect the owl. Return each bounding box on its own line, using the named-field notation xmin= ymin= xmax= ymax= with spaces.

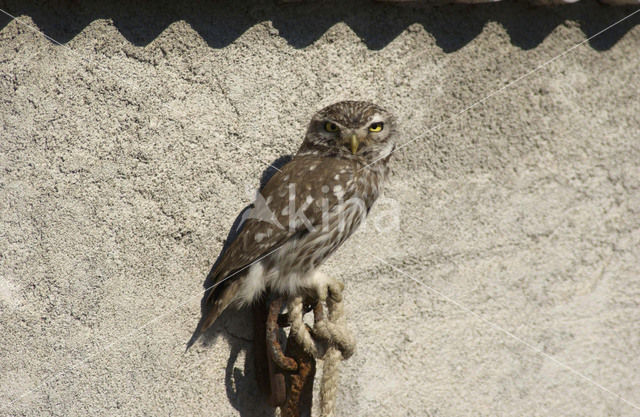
xmin=190 ymin=101 xmax=396 ymax=342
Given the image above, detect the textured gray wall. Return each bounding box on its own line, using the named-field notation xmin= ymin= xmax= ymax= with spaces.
xmin=1 ymin=1 xmax=639 ymax=416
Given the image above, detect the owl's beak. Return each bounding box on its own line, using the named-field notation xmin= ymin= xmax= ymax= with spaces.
xmin=350 ymin=135 xmax=359 ymax=155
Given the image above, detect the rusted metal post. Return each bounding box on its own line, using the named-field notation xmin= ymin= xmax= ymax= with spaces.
xmin=280 ymin=303 xmax=322 ymax=417
xmin=281 ymin=330 xmax=316 ymax=417
xmin=254 ymin=293 xmax=317 ymax=416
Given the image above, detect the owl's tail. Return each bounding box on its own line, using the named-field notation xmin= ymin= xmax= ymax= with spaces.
xmin=185 ymin=277 xmax=241 ymax=350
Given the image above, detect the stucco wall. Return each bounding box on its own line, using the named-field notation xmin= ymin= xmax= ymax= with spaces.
xmin=1 ymin=1 xmax=639 ymax=416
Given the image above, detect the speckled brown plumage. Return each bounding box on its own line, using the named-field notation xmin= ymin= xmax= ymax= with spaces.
xmin=194 ymin=101 xmax=396 ymax=336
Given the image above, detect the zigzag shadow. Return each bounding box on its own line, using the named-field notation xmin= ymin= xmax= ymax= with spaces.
xmin=1 ymin=0 xmax=637 ymax=52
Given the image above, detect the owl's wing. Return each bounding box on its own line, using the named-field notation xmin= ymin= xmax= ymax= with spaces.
xmin=195 ymin=155 xmax=358 ymax=335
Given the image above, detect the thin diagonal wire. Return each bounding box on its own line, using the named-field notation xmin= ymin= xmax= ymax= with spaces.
xmin=0 ymin=8 xmax=282 ymax=173
xmin=360 ymin=8 xmax=640 ymax=171
xmin=368 ymin=252 xmax=640 ymax=412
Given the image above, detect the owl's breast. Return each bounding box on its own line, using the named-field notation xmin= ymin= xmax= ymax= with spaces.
xmin=258 ymin=157 xmax=389 ymax=296
xmin=265 ymin=197 xmax=367 ymax=295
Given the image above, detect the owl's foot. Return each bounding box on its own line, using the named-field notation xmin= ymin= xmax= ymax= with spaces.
xmin=307 ymin=276 xmax=355 ymax=360
xmin=311 ymin=271 xmax=344 ymax=303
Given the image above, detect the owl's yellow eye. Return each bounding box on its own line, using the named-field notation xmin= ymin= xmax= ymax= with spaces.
xmin=324 ymin=122 xmax=339 ymax=132
xmin=369 ymin=122 xmax=383 ymax=132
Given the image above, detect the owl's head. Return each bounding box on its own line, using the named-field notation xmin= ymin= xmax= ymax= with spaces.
xmin=298 ymin=101 xmax=396 ymax=164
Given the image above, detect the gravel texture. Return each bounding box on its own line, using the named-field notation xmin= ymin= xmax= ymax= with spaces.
xmin=1 ymin=1 xmax=639 ymax=416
